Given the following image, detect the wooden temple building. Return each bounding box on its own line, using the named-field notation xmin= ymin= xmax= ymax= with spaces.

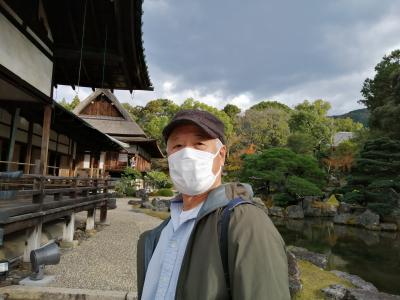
xmin=73 ymin=89 xmax=163 ymax=176
xmin=0 ymin=0 xmax=156 ymax=264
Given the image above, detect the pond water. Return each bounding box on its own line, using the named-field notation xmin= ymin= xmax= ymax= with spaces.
xmin=271 ymin=217 xmax=400 ymax=295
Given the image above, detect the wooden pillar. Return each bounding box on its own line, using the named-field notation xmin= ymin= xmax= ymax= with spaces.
xmin=100 ymin=205 xmax=107 ymax=223
xmin=23 ymin=222 xmax=42 ymax=262
xmin=62 ymin=213 xmax=75 ymax=242
xmin=69 ymin=141 xmax=77 ymax=177
xmin=86 ymin=208 xmax=96 ymax=231
xmin=90 ymin=155 xmax=95 ymax=178
xmin=7 ymin=108 xmax=20 ymax=171
xmin=24 ymin=121 xmax=33 ymax=174
xmin=54 ymin=133 xmax=59 ymax=176
xmin=40 ymin=105 xmax=52 ymax=175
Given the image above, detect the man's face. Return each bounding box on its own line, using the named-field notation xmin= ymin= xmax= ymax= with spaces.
xmin=166 ymin=123 xmax=226 ymax=175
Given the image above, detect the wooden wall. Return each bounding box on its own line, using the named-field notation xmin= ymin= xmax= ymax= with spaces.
xmin=0 ymin=107 xmax=74 ymax=175
xmin=80 ymin=96 xmax=123 ymax=118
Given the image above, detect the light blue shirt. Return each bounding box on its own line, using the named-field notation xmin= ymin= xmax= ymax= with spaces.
xmin=141 ymin=198 xmax=204 ymax=300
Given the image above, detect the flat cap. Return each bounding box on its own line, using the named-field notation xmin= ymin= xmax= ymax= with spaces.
xmin=162 ymin=109 xmax=225 ymax=144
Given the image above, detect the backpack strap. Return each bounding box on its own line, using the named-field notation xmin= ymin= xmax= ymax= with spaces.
xmin=218 ymin=197 xmax=254 ymax=299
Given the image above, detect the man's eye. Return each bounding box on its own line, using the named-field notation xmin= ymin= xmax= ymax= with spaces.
xmin=173 ymin=144 xmax=182 ymax=149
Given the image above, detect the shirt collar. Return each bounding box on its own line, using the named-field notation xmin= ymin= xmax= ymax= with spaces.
xmin=170 ymin=197 xmax=203 ymax=232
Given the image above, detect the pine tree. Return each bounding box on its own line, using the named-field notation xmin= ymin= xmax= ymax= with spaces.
xmin=341 ymin=137 xmax=400 ymax=215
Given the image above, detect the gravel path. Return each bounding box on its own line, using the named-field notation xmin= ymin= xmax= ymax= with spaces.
xmin=46 ymin=198 xmax=162 ymax=293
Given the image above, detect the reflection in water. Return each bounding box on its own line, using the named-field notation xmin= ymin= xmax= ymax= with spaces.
xmin=272 ymin=217 xmax=400 ymax=295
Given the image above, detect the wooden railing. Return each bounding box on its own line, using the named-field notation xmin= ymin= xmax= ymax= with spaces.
xmin=1 ymin=174 xmax=114 ymax=201
xmin=0 ymin=172 xmax=116 ymax=224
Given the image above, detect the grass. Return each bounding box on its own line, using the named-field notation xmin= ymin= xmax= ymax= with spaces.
xmin=294 ymin=260 xmax=353 ymax=300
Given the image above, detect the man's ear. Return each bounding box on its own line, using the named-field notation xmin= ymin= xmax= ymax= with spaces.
xmin=219 ymin=145 xmax=227 ymax=165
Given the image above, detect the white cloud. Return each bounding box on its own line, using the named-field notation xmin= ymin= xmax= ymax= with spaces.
xmin=55 ymin=1 xmax=400 ymax=117
xmin=269 ymin=70 xmax=371 ymax=115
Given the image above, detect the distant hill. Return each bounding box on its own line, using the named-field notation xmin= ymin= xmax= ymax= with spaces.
xmin=331 ymin=108 xmax=370 ymax=127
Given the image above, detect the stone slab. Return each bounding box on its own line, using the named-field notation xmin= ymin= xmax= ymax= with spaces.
xmin=0 ymin=285 xmax=135 ymax=300
xmin=59 ymin=240 xmax=79 ymax=249
xmin=19 ymin=275 xmax=55 ymax=286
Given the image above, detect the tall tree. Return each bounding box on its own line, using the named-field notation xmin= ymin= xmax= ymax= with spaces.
xmin=239 ymin=148 xmax=325 ymax=205
xmin=333 ymin=117 xmax=364 ymax=132
xmin=140 ymin=99 xmax=179 ymax=119
xmin=360 ymin=50 xmax=400 ymax=138
xmin=250 ymin=100 xmax=292 ymax=114
xmin=340 ymin=137 xmax=400 ymax=216
xmin=238 ymin=108 xmax=290 ymax=148
xmin=58 ymin=95 xmax=80 ymax=111
xmin=122 ymin=103 xmax=143 ymax=121
xmin=223 ymin=104 xmax=241 ymax=119
xmin=136 ymin=99 xmax=179 ymax=142
xmin=289 ymin=99 xmax=335 ymax=148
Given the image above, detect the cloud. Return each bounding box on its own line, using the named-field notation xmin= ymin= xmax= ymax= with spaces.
xmin=57 ymin=0 xmax=400 ymax=116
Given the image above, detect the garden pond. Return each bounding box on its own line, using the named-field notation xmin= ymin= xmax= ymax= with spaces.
xmin=272 ymin=217 xmax=400 ymax=295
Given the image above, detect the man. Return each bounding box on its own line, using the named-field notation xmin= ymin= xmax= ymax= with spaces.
xmin=137 ymin=109 xmax=290 ymax=300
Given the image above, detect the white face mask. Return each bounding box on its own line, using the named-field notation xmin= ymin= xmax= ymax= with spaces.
xmin=168 ymin=140 xmax=223 ymax=196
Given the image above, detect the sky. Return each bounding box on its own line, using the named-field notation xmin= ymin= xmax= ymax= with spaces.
xmin=56 ymin=0 xmax=400 ymax=115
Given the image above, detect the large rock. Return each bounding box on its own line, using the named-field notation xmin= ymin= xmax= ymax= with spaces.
xmin=286 ymin=251 xmax=302 ymax=297
xmin=128 ymin=199 xmax=142 ymax=206
xmin=303 ymin=198 xmax=322 ymax=217
xmin=269 ymin=206 xmax=284 ymax=218
xmin=136 ymin=189 xmax=149 ymax=202
xmin=356 ymin=209 xmax=380 ymax=227
xmin=338 ymin=203 xmax=352 ymax=214
xmin=321 ymin=284 xmax=349 ymax=300
xmin=382 ymin=209 xmax=400 ymax=231
xmin=333 ymin=213 xmax=353 ymax=225
xmin=321 ymin=284 xmax=400 ymax=300
xmin=302 ymin=197 xmax=314 ymax=210
xmin=304 ymin=206 xmax=322 ymax=217
xmin=330 ymin=270 xmax=377 ymax=292
xmin=380 ymin=223 xmax=398 ymax=231
xmin=287 ymin=246 xmax=328 ymax=269
xmin=141 ymin=202 xmax=155 ymax=210
xmin=286 ymin=205 xmax=304 ymax=219
xmin=321 ymin=204 xmax=338 ymax=217
xmin=348 ymin=288 xmax=400 ymax=300
xmin=151 ymin=198 xmax=171 ymax=211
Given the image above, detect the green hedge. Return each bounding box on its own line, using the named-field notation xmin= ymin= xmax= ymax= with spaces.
xmin=157 ymin=188 xmax=174 ymax=197
xmin=273 ymin=193 xmax=295 ymax=207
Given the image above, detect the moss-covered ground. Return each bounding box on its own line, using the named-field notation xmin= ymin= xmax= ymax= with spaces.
xmin=295 ymin=260 xmax=353 ymax=300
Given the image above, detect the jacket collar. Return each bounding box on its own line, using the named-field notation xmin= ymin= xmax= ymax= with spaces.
xmin=197 ymin=184 xmax=230 ymax=219
xmin=171 ymin=183 xmax=254 ymax=220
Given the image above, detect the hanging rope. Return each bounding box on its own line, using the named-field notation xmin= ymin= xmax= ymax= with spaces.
xmin=76 ymin=0 xmax=88 ymax=96
xmin=101 ymin=24 xmax=108 ymax=89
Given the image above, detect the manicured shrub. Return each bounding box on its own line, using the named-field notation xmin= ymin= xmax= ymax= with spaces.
xmin=156 ymin=188 xmax=174 ymax=197
xmin=273 ymin=193 xmax=295 ymax=207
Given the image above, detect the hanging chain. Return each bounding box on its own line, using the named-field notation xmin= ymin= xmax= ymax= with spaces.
xmin=76 ymin=0 xmax=88 ymax=96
